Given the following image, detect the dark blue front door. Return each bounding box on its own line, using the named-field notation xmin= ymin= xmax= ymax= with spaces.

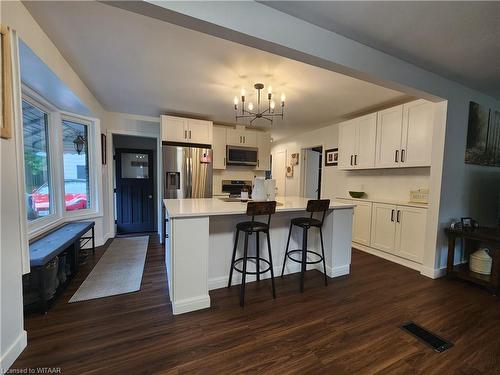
xmin=116 ymin=148 xmax=155 ymax=234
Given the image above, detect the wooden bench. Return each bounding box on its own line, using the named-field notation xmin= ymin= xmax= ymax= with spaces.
xmin=29 ymin=221 xmax=95 ymax=313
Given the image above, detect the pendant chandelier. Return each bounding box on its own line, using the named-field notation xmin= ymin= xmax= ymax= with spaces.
xmin=233 ymin=83 xmax=285 ymax=125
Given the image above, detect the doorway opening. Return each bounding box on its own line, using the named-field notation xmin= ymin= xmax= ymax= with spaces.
xmin=113 ymin=135 xmax=157 ymax=235
xmin=301 ymin=146 xmax=323 ymax=199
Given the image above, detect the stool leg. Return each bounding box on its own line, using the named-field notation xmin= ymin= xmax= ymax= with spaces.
xmin=319 ymin=227 xmax=328 ymax=286
xmin=240 ymin=232 xmax=249 ymax=307
xmin=281 ymin=222 xmax=293 ymax=277
xmin=256 ymin=231 xmax=260 ymax=282
xmin=300 ymin=227 xmax=308 ymax=293
xmin=228 ymin=229 xmax=240 ymax=288
xmin=266 ymin=230 xmax=276 ymax=299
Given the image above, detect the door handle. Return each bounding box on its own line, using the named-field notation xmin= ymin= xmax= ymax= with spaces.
xmin=391 ymin=209 xmax=395 ymax=222
xmin=401 ymin=149 xmax=405 ymax=162
xmin=148 ymin=195 xmax=153 ymax=199
xmin=396 ymin=210 xmax=401 ymax=223
xmin=395 ymin=150 xmax=399 ymax=163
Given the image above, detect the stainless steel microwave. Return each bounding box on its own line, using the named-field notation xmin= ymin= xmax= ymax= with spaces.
xmin=226 ymin=145 xmax=258 ymax=166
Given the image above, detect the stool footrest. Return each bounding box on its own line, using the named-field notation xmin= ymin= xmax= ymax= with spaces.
xmin=286 ymin=249 xmax=324 ymax=265
xmin=232 ymin=256 xmax=272 ymax=275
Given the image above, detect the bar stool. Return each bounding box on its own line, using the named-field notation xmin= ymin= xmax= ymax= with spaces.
xmin=281 ymin=199 xmax=330 ymax=292
xmin=228 ymin=201 xmax=277 ymax=307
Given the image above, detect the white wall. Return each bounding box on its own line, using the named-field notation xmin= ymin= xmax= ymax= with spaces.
xmin=1 ymin=2 xmax=105 ymax=369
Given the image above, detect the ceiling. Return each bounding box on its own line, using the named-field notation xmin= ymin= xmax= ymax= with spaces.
xmin=23 ymin=1 xmax=409 ymax=141
xmin=264 ymin=1 xmax=500 ymax=100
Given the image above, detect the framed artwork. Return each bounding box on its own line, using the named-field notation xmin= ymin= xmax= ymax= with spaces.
xmin=290 ymin=152 xmax=299 ymax=166
xmin=286 ymin=165 xmax=293 ymax=177
xmin=325 ymin=148 xmax=338 ymax=166
xmin=101 ymin=133 xmax=107 ymax=164
xmin=465 ymin=102 xmax=500 ymax=166
xmin=1 ymin=25 xmax=13 ymax=139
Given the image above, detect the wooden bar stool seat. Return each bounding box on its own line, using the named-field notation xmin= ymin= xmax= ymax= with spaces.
xmin=228 ymin=201 xmax=277 ymax=307
xmin=281 ymin=199 xmax=330 ymax=292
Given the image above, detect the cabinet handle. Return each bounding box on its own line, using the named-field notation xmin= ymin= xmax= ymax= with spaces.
xmin=391 ymin=209 xmax=395 ymax=222
xmin=189 ymin=130 xmax=192 ymax=139
xmin=396 ymin=210 xmax=401 ymax=223
xmin=401 ymin=149 xmax=405 ymax=162
xmin=257 ymin=159 xmax=260 ymax=167
xmin=240 ymin=136 xmax=242 ymax=143
xmin=243 ymin=136 xmax=246 ymax=143
xmin=354 ymin=154 xmax=357 ymax=166
xmin=350 ymin=155 xmax=353 ymax=166
xmin=184 ymin=130 xmax=187 ymax=139
xmin=395 ymin=150 xmax=399 ymax=163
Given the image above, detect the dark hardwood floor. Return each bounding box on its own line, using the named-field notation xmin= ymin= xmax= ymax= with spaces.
xmin=13 ymin=235 xmax=500 ymax=374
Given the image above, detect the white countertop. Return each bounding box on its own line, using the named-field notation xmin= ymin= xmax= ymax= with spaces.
xmin=336 ymin=196 xmax=428 ymax=209
xmin=164 ymin=196 xmax=355 ymax=218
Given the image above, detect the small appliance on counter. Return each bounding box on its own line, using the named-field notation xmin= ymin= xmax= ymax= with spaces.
xmin=265 ymin=179 xmax=276 ymax=201
xmin=252 ymin=177 xmax=267 ymax=201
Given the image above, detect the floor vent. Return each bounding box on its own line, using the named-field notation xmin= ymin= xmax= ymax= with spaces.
xmin=401 ymin=321 xmax=453 ymax=352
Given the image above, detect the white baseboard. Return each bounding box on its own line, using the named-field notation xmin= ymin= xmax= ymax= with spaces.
xmin=420 ymin=265 xmax=447 ymax=279
xmin=172 ymin=295 xmax=211 ymax=315
xmin=0 ymin=330 xmax=27 ymax=371
xmin=353 ymin=243 xmax=422 ymax=272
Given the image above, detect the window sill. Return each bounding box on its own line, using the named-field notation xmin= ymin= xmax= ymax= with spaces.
xmin=28 ymin=210 xmax=103 ymax=241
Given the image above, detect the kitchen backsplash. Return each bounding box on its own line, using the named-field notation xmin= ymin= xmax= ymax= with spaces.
xmin=213 ymin=167 xmax=265 ymax=195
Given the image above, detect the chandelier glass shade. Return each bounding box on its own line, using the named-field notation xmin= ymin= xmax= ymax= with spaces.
xmin=233 ymin=83 xmax=285 ymax=125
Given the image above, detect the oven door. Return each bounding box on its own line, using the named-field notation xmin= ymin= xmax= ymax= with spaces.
xmin=226 ymin=146 xmax=258 ymax=166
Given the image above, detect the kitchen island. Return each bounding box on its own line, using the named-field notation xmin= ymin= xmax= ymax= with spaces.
xmin=163 ymin=196 xmax=355 ymax=314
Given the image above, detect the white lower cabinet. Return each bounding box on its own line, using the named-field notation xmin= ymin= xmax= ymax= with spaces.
xmin=394 ymin=206 xmax=426 ymax=263
xmin=370 ymin=203 xmax=426 ymax=263
xmin=352 ymin=201 xmax=372 ymax=246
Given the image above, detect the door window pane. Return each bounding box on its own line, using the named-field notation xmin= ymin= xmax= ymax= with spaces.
xmin=22 ymin=100 xmax=51 ymax=220
xmin=121 ymin=153 xmax=149 ymax=179
xmin=62 ymin=119 xmax=90 ymax=211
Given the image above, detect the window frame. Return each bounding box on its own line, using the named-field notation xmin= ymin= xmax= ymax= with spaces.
xmin=21 ymin=86 xmax=102 ymax=239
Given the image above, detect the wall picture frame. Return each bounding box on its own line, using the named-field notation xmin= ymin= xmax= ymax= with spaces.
xmin=325 ymin=148 xmax=338 ymax=166
xmin=290 ymin=152 xmax=299 ymax=166
xmin=101 ymin=133 xmax=107 ymax=164
xmin=1 ymin=25 xmax=13 ymax=140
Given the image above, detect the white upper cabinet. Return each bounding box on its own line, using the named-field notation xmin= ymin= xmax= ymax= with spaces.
xmin=338 ymin=114 xmax=376 ymax=170
xmin=227 ymin=128 xmax=257 ymax=147
xmin=255 ymin=132 xmax=271 ymax=171
xmin=212 ymin=126 xmax=227 ymax=170
xmin=161 ymin=115 xmax=213 ymax=145
xmin=375 ymin=105 xmax=403 ymax=168
xmin=161 ymin=115 xmax=187 ymax=143
xmin=401 ymin=100 xmax=434 ymax=167
xmin=338 ymin=119 xmax=356 ymax=169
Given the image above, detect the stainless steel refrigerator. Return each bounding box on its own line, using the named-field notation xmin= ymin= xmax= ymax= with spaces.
xmin=162 ymin=144 xmax=213 ymax=199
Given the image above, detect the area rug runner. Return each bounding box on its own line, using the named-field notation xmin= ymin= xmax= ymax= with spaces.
xmin=69 ymin=236 xmax=149 ymax=303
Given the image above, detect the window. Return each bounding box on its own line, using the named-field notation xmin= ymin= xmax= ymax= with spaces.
xmin=62 ymin=118 xmax=91 ymax=211
xmin=22 ymin=100 xmax=52 ymax=221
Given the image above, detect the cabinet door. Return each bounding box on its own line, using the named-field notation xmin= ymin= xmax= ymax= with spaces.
xmin=212 ymin=126 xmax=227 ymax=170
xmin=242 ymin=130 xmax=257 ymax=147
xmin=355 ymin=113 xmax=377 ymax=169
xmin=227 ymin=128 xmax=243 ymax=146
xmin=352 ymin=201 xmax=372 ymax=246
xmin=255 ymin=132 xmax=271 ymax=170
xmin=401 ymin=100 xmax=433 ymax=167
xmin=162 ymin=115 xmax=187 ymax=143
xmin=370 ymin=203 xmax=396 ymax=253
xmin=338 ymin=120 xmax=356 ymax=170
xmin=375 ymin=105 xmax=403 ymax=168
xmin=395 ymin=206 xmax=426 ymax=263
xmin=187 ymin=119 xmax=212 ymax=145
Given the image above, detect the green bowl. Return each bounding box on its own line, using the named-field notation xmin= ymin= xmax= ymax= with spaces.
xmin=349 ymin=191 xmax=365 ymax=199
